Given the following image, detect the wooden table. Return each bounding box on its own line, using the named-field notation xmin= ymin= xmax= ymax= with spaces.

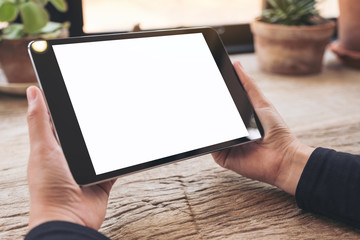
xmin=1 ymin=50 xmax=360 ymax=239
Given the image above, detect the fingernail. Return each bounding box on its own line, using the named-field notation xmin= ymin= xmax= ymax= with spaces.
xmin=237 ymin=62 xmax=244 ymax=69
xmin=26 ymin=87 xmax=37 ymax=104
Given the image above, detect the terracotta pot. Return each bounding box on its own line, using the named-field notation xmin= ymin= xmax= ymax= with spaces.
xmin=251 ymin=19 xmax=335 ymax=75
xmin=0 ymin=28 xmax=68 ymax=84
xmin=330 ymin=0 xmax=360 ymax=69
xmin=338 ymin=0 xmax=360 ymax=52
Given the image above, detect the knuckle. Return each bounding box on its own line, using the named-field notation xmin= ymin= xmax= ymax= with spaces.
xmin=31 ymin=143 xmax=61 ymax=159
xmin=27 ymin=107 xmax=39 ymax=122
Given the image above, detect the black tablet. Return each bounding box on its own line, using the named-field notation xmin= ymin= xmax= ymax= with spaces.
xmin=28 ymin=27 xmax=263 ymax=185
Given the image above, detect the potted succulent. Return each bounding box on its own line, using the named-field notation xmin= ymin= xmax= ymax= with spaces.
xmin=330 ymin=0 xmax=360 ymax=69
xmin=250 ymin=0 xmax=335 ymax=75
xmin=0 ymin=0 xmax=68 ymax=84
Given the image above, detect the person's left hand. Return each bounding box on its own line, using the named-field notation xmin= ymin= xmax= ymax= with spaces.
xmin=212 ymin=62 xmax=313 ymax=195
xmin=26 ymin=86 xmax=116 ymax=231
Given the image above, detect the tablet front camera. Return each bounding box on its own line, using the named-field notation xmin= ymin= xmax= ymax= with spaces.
xmin=31 ymin=40 xmax=48 ymax=53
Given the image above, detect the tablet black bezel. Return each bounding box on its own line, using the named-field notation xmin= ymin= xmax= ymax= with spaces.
xmin=29 ymin=27 xmax=264 ymax=185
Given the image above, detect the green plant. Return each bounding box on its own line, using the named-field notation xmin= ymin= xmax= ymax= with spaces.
xmin=0 ymin=0 xmax=68 ymax=39
xmin=261 ymin=0 xmax=323 ymax=26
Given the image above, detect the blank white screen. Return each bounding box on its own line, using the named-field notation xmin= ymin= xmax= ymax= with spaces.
xmin=53 ymin=33 xmax=248 ymax=175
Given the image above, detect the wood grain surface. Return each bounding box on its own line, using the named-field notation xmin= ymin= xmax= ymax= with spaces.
xmin=1 ymin=51 xmax=360 ymax=239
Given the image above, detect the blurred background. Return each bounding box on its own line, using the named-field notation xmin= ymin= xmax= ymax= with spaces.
xmin=81 ymin=0 xmax=338 ymax=33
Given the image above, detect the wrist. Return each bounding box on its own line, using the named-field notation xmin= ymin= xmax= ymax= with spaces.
xmin=275 ymin=142 xmax=314 ymax=195
xmin=28 ymin=205 xmax=86 ymax=231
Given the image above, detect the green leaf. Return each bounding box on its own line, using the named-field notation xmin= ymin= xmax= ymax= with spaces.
xmin=27 ymin=21 xmax=69 ymax=38
xmin=39 ymin=0 xmax=49 ymax=5
xmin=262 ymin=0 xmax=319 ymax=26
xmin=37 ymin=28 xmax=61 ymax=38
xmin=49 ymin=0 xmax=67 ymax=12
xmin=1 ymin=23 xmax=25 ymax=39
xmin=33 ymin=0 xmax=49 ymax=6
xmin=28 ymin=21 xmax=61 ymax=38
xmin=2 ymin=0 xmax=17 ymax=4
xmin=268 ymin=0 xmax=280 ymax=9
xmin=38 ymin=21 xmax=62 ymax=33
xmin=20 ymin=1 xmax=49 ymax=34
xmin=0 ymin=2 xmax=18 ymax=22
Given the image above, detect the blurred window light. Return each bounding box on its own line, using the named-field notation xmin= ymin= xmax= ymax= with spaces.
xmin=82 ymin=0 xmax=263 ymax=33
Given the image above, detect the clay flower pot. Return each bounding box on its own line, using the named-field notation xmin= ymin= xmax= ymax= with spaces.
xmin=0 ymin=28 xmax=68 ymax=84
xmin=251 ymin=19 xmax=335 ymax=75
xmin=330 ymin=0 xmax=360 ymax=69
xmin=0 ymin=38 xmax=38 ymax=84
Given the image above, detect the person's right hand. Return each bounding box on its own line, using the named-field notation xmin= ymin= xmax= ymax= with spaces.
xmin=212 ymin=62 xmax=314 ymax=195
xmin=26 ymin=86 xmax=116 ymax=231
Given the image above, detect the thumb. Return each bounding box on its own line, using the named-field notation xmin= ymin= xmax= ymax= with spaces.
xmin=233 ymin=61 xmax=271 ymax=109
xmin=26 ymin=86 xmax=57 ymax=148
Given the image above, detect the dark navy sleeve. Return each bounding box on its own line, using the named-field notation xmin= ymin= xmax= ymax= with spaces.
xmin=24 ymin=221 xmax=110 ymax=240
xmin=296 ymin=147 xmax=360 ymax=228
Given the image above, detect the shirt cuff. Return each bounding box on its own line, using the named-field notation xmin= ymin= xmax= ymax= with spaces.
xmin=295 ymin=147 xmax=360 ymax=228
xmin=25 ymin=221 xmax=110 ymax=240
